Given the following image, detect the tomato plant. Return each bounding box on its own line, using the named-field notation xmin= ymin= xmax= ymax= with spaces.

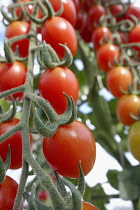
xmin=49 ymin=0 xmax=77 ymax=26
xmin=38 ymin=67 xmax=79 ymax=114
xmin=106 ymin=66 xmax=133 ymax=98
xmin=42 ymin=120 xmax=96 ymax=178
xmin=96 ymin=43 xmax=120 ymax=72
xmin=116 ymin=95 xmax=140 ymax=126
xmin=0 ymin=61 xmax=27 ymax=101
xmin=0 ymin=176 xmax=21 ymax=210
xmin=41 ymin=16 xmax=77 ymax=59
xmin=0 ymin=118 xmax=33 ymax=169
xmin=127 ymin=121 xmax=140 ymax=162
xmin=91 ymin=26 xmax=112 ymax=51
xmin=82 ymin=201 xmax=99 ymax=210
xmin=5 ymin=21 xmax=30 ymax=58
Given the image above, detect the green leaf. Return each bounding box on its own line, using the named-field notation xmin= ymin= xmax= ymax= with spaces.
xmin=118 ymin=165 xmax=140 ymax=200
xmin=106 ymin=169 xmax=119 ymax=190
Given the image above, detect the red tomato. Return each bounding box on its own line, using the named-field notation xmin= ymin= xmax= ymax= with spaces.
xmin=5 ymin=21 xmax=30 ymax=58
xmin=116 ymin=95 xmax=140 ymax=126
xmin=87 ymin=4 xmax=106 ymax=30
xmin=41 ymin=16 xmax=77 ymax=59
xmin=110 ymin=4 xmax=125 ymax=22
xmin=38 ymin=67 xmax=79 ymax=114
xmin=37 ymin=190 xmax=48 ymax=202
xmin=74 ymin=10 xmax=86 ymax=31
xmin=128 ymin=24 xmax=140 ymax=54
xmin=91 ymin=26 xmax=112 ymax=51
xmin=42 ymin=120 xmax=96 ymax=178
xmin=125 ymin=4 xmax=140 ymax=22
xmin=0 ymin=118 xmax=33 ymax=169
xmin=106 ymin=66 xmax=133 ymax=98
xmin=0 ymin=61 xmax=27 ymax=101
xmin=80 ymin=0 xmax=95 ymax=12
xmin=79 ymin=22 xmax=93 ymax=43
xmin=49 ymin=0 xmax=77 ymax=26
xmin=96 ymin=43 xmax=120 ymax=72
xmin=0 ymin=176 xmax=22 ymax=210
xmin=71 ymin=0 xmax=80 ymax=12
xmin=82 ymin=201 xmax=99 ymax=210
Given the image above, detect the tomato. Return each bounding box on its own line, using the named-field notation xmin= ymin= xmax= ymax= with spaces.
xmin=0 ymin=118 xmax=33 ymax=169
xmin=96 ymin=43 xmax=120 ymax=72
xmin=79 ymin=22 xmax=93 ymax=43
xmin=128 ymin=24 xmax=140 ymax=54
xmin=116 ymin=95 xmax=140 ymax=126
xmin=37 ymin=190 xmax=48 ymax=202
xmin=127 ymin=121 xmax=140 ymax=162
xmin=49 ymin=0 xmax=77 ymax=26
xmin=82 ymin=201 xmax=99 ymax=210
xmin=87 ymin=4 xmax=106 ymax=30
xmin=106 ymin=66 xmax=133 ymax=98
xmin=5 ymin=21 xmax=30 ymax=58
xmin=91 ymin=26 xmax=112 ymax=51
xmin=71 ymin=0 xmax=80 ymax=12
xmin=0 ymin=176 xmax=22 ymax=210
xmin=80 ymin=0 xmax=95 ymax=12
xmin=74 ymin=10 xmax=86 ymax=31
xmin=38 ymin=67 xmax=79 ymax=114
xmin=41 ymin=16 xmax=77 ymax=59
xmin=0 ymin=61 xmax=27 ymax=101
xmin=125 ymin=4 xmax=140 ymax=22
xmin=110 ymin=4 xmax=125 ymax=22
xmin=42 ymin=120 xmax=96 ymax=178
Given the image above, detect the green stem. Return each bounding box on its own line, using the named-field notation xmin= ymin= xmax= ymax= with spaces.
xmin=0 ymin=85 xmax=25 ymax=99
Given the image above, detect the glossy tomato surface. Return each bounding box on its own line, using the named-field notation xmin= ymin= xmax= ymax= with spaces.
xmin=41 ymin=16 xmax=77 ymax=59
xmin=0 ymin=176 xmax=21 ymax=210
xmin=42 ymin=120 xmax=96 ymax=178
xmin=91 ymin=26 xmax=112 ymax=51
xmin=0 ymin=61 xmax=27 ymax=101
xmin=128 ymin=24 xmax=140 ymax=53
xmin=5 ymin=21 xmax=30 ymax=58
xmin=49 ymin=0 xmax=77 ymax=26
xmin=127 ymin=121 xmax=140 ymax=162
xmin=106 ymin=66 xmax=133 ymax=98
xmin=38 ymin=67 xmax=79 ymax=114
xmin=82 ymin=201 xmax=99 ymax=210
xmin=0 ymin=118 xmax=33 ymax=169
xmin=96 ymin=43 xmax=120 ymax=72
xmin=116 ymin=95 xmax=140 ymax=126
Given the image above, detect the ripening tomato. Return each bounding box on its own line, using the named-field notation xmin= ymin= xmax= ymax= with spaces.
xmin=127 ymin=121 xmax=140 ymax=162
xmin=41 ymin=16 xmax=77 ymax=59
xmin=106 ymin=66 xmax=133 ymax=98
xmin=38 ymin=67 xmax=79 ymax=114
xmin=125 ymin=4 xmax=140 ymax=22
xmin=116 ymin=95 xmax=140 ymax=126
xmin=49 ymin=0 xmax=77 ymax=26
xmin=96 ymin=43 xmax=120 ymax=72
xmin=87 ymin=4 xmax=106 ymax=30
xmin=82 ymin=201 xmax=99 ymax=210
xmin=37 ymin=190 xmax=48 ymax=202
xmin=42 ymin=120 xmax=96 ymax=178
xmin=5 ymin=21 xmax=30 ymax=58
xmin=91 ymin=26 xmax=112 ymax=51
xmin=0 ymin=61 xmax=27 ymax=101
xmin=128 ymin=24 xmax=140 ymax=54
xmin=0 ymin=118 xmax=33 ymax=169
xmin=0 ymin=176 xmax=22 ymax=210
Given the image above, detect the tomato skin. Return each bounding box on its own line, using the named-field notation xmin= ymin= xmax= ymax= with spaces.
xmin=5 ymin=21 xmax=30 ymax=58
xmin=0 ymin=176 xmax=20 ymax=210
xmin=49 ymin=0 xmax=77 ymax=26
xmin=37 ymin=190 xmax=48 ymax=202
xmin=128 ymin=24 xmax=140 ymax=53
xmin=0 ymin=118 xmax=33 ymax=169
xmin=41 ymin=16 xmax=77 ymax=59
xmin=127 ymin=121 xmax=140 ymax=162
xmin=110 ymin=4 xmax=124 ymax=22
xmin=116 ymin=95 xmax=140 ymax=126
xmin=42 ymin=120 xmax=96 ymax=178
xmin=82 ymin=201 xmax=99 ymax=210
xmin=87 ymin=5 xmax=106 ymax=30
xmin=91 ymin=26 xmax=112 ymax=51
xmin=106 ymin=66 xmax=133 ymax=98
xmin=96 ymin=44 xmax=120 ymax=72
xmin=0 ymin=61 xmax=27 ymax=101
xmin=125 ymin=5 xmax=140 ymax=22
xmin=38 ymin=67 xmax=79 ymax=114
